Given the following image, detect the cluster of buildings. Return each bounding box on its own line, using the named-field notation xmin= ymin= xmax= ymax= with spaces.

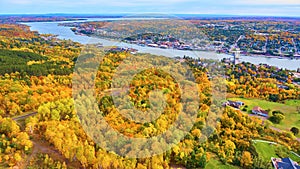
xmin=125 ymin=38 xmax=204 ymax=51
xmin=105 ymin=47 xmax=138 ymax=54
xmin=63 ymin=19 xmax=300 ymax=58
xmin=223 ymin=100 xmax=269 ymax=117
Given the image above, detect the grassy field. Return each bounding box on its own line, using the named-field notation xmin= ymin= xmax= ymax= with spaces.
xmin=290 ymin=153 xmax=300 ymax=162
xmin=252 ymin=142 xmax=279 ymax=161
xmin=253 ymin=141 xmax=300 ymax=162
xmin=285 ymin=100 xmax=300 ymax=106
xmin=229 ymin=98 xmax=300 ymax=132
xmin=205 ymin=159 xmax=239 ymax=169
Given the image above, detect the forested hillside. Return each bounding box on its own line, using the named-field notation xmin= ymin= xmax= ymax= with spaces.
xmin=0 ymin=23 xmax=299 ymax=169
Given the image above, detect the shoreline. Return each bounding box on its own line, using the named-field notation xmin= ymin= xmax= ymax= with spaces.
xmin=75 ymin=32 xmax=300 ymax=61
xmin=21 ymin=20 xmax=300 ymax=70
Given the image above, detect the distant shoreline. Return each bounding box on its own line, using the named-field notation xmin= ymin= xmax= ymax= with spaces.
xmin=20 ymin=19 xmax=300 ymax=70
xmin=73 ymin=31 xmax=300 ymax=61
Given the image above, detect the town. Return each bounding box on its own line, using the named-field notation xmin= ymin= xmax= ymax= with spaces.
xmin=61 ymin=18 xmax=300 ymax=58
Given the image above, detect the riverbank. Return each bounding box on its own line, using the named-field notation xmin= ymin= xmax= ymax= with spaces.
xmin=21 ymin=19 xmax=300 ymax=70
xmin=69 ymin=32 xmax=300 ymax=62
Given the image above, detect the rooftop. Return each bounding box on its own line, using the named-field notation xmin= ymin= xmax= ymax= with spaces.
xmin=272 ymin=157 xmax=300 ymax=169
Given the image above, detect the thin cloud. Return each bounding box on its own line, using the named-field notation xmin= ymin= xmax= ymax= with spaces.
xmin=0 ymin=0 xmax=299 ymax=16
xmin=71 ymin=0 xmax=198 ymax=6
xmin=232 ymin=0 xmax=300 ymax=5
xmin=7 ymin=0 xmax=199 ymax=6
xmin=10 ymin=0 xmax=32 ymax=4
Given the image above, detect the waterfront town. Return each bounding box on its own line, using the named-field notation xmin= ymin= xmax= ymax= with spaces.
xmin=61 ymin=18 xmax=300 ymax=58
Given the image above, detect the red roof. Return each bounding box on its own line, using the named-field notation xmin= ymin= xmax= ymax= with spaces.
xmin=252 ymin=106 xmax=269 ymax=115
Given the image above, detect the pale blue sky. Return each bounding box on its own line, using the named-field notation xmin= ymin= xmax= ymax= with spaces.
xmin=0 ymin=0 xmax=299 ymax=16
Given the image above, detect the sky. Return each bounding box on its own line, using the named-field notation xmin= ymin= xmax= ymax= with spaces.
xmin=0 ymin=0 xmax=299 ymax=16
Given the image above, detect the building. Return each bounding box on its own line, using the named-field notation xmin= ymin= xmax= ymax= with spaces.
xmin=235 ymin=101 xmax=244 ymax=106
xmin=147 ymin=44 xmax=159 ymax=47
xmin=252 ymin=106 xmax=269 ymax=117
xmin=233 ymin=48 xmax=241 ymax=60
xmin=223 ymin=100 xmax=244 ymax=109
xmin=277 ymin=84 xmax=289 ymax=90
xmin=271 ymin=157 xmax=300 ymax=169
xmin=232 ymin=48 xmax=241 ymax=65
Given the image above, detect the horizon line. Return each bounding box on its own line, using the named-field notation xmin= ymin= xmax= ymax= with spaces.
xmin=0 ymin=13 xmax=299 ymax=18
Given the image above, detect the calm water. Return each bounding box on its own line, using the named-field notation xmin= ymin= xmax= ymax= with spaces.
xmin=22 ymin=19 xmax=300 ymax=70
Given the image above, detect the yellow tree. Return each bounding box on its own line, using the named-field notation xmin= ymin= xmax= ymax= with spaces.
xmin=223 ymin=140 xmax=236 ymax=163
xmin=240 ymin=151 xmax=253 ymax=168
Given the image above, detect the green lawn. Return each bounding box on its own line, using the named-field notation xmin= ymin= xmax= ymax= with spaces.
xmin=252 ymin=142 xmax=279 ymax=161
xmin=285 ymin=100 xmax=300 ymax=106
xmin=205 ymin=158 xmax=239 ymax=169
xmin=253 ymin=141 xmax=300 ymax=162
xmin=229 ymin=98 xmax=300 ymax=133
xmin=290 ymin=153 xmax=300 ymax=163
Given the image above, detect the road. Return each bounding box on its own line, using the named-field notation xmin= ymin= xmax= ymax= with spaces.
xmin=252 ymin=139 xmax=277 ymax=145
xmin=24 ymin=134 xmax=83 ymax=169
xmin=267 ymin=124 xmax=300 ymax=142
xmin=12 ymin=112 xmax=37 ymax=121
xmin=230 ymin=35 xmax=243 ymax=51
xmin=11 ymin=112 xmax=83 ymax=168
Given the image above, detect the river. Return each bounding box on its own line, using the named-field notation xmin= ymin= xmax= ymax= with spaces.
xmin=21 ymin=18 xmax=300 ymax=70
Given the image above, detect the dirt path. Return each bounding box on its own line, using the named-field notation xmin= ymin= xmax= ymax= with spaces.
xmin=24 ymin=134 xmax=83 ymax=169
xmin=11 ymin=112 xmax=83 ymax=169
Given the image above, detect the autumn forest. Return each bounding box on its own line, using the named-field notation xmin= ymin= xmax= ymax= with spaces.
xmin=0 ymin=16 xmax=300 ymax=169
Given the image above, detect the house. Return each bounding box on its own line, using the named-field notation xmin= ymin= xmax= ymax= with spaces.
xmin=252 ymin=106 xmax=269 ymax=117
xmin=159 ymin=45 xmax=168 ymax=49
xmin=271 ymin=157 xmax=300 ymax=169
xmin=223 ymin=100 xmax=244 ymax=109
xmin=147 ymin=44 xmax=159 ymax=47
xmin=277 ymin=84 xmax=289 ymax=90
xmin=235 ymin=101 xmax=244 ymax=106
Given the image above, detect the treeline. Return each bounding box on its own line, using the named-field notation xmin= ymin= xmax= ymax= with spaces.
xmin=224 ymin=61 xmax=300 ymax=102
xmin=0 ymin=49 xmax=73 ymax=76
xmin=0 ymin=16 xmax=83 ymax=24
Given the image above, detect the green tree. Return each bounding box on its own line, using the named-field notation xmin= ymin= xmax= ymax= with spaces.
xmin=290 ymin=127 xmax=299 ymax=135
xmin=269 ymin=113 xmax=285 ymax=124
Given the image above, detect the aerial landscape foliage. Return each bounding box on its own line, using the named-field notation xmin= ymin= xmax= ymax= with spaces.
xmin=0 ymin=12 xmax=299 ymax=169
